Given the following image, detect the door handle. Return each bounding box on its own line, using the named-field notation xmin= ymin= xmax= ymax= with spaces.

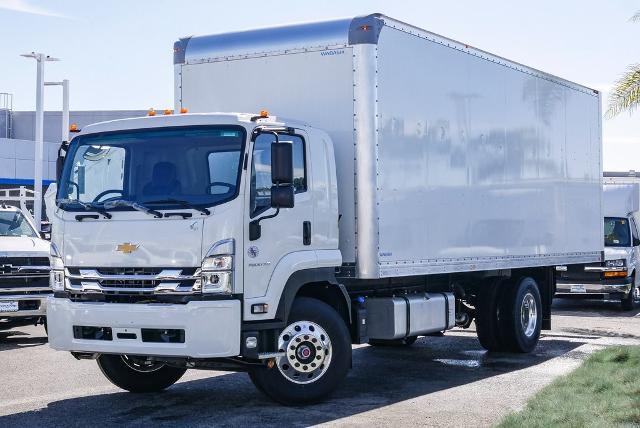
xmin=303 ymin=221 xmax=311 ymax=246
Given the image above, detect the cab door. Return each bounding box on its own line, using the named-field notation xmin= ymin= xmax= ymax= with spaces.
xmin=242 ymin=130 xmax=313 ymax=304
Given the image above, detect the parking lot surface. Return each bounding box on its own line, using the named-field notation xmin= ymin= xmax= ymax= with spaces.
xmin=0 ymin=299 xmax=638 ymax=427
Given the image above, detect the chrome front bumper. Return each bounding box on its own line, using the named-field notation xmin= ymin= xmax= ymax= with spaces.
xmin=46 ymin=297 xmax=241 ymax=358
xmin=0 ymin=294 xmax=50 ymax=318
xmin=555 ymin=279 xmax=633 ymax=296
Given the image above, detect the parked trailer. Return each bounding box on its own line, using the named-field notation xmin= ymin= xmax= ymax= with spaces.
xmin=47 ymin=14 xmax=602 ymax=404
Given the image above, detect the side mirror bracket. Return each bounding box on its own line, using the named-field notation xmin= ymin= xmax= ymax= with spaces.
xmin=249 ymin=208 xmax=280 ymax=241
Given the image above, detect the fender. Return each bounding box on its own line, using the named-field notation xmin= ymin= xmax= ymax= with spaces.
xmin=243 ymin=249 xmax=342 ymax=321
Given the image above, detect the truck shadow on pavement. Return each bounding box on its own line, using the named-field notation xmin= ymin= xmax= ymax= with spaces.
xmin=552 ymin=298 xmax=640 ymax=318
xmin=0 ymin=330 xmax=47 ymax=352
xmin=0 ymin=332 xmax=587 ymax=427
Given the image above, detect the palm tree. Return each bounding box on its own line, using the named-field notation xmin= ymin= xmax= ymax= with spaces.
xmin=605 ymin=11 xmax=640 ymax=118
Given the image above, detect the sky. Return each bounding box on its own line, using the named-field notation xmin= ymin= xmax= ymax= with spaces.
xmin=0 ymin=0 xmax=639 ymax=171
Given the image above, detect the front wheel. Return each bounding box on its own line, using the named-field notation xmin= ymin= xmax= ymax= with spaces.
xmin=248 ymin=297 xmax=351 ymax=405
xmin=621 ymin=277 xmax=640 ymax=311
xmin=97 ymin=354 xmax=186 ymax=393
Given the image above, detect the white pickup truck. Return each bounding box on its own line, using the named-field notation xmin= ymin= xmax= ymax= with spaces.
xmin=0 ymin=205 xmax=51 ymax=330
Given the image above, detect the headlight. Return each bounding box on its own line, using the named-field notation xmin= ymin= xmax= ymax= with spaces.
xmin=50 ymin=243 xmax=65 ymax=291
xmin=200 ymin=239 xmax=234 ymax=294
xmin=201 ymin=271 xmax=233 ymax=294
xmin=605 ymin=259 xmax=626 ymax=269
xmin=202 ymin=255 xmax=233 ymax=271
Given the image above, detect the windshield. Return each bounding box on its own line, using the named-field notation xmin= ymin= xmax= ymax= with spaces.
xmin=57 ymin=126 xmax=246 ymax=210
xmin=0 ymin=211 xmax=38 ymax=237
xmin=604 ymin=217 xmax=631 ymax=247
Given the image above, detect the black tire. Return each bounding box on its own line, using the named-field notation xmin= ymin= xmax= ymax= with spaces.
xmin=621 ymin=276 xmax=640 ymax=311
xmin=248 ymin=297 xmax=351 ymax=405
xmin=369 ymin=336 xmax=418 ymax=347
xmin=97 ymin=354 xmax=186 ymax=393
xmin=475 ymin=278 xmax=508 ymax=352
xmin=499 ymin=277 xmax=542 ymax=353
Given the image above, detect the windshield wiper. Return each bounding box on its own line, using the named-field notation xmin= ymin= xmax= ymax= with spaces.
xmin=102 ymin=199 xmax=163 ymax=218
xmin=58 ymin=199 xmax=113 ymax=219
xmin=143 ymin=198 xmax=211 ymax=215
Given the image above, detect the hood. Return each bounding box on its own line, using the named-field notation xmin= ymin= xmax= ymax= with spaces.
xmin=0 ymin=236 xmax=51 ymax=257
xmin=60 ymin=213 xmax=204 ymax=267
xmin=604 ymin=247 xmax=632 ymax=261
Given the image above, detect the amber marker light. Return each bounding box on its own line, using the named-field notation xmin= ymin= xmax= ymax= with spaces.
xmin=148 ymin=108 xmax=156 ymax=116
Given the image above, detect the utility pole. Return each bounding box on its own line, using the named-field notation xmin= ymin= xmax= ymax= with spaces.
xmin=21 ymin=52 xmax=60 ymax=231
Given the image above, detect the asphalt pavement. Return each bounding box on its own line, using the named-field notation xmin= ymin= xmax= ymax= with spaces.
xmin=0 ymin=298 xmax=638 ymax=427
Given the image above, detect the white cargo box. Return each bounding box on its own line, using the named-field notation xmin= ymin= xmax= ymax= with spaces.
xmin=603 ymin=183 xmax=640 ymax=217
xmin=175 ymin=13 xmax=603 ymax=279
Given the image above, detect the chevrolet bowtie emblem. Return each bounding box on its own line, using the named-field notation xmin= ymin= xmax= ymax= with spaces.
xmin=116 ymin=243 xmax=139 ymax=254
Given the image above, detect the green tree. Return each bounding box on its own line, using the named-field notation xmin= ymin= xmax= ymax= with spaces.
xmin=606 ymin=11 xmax=640 ymax=118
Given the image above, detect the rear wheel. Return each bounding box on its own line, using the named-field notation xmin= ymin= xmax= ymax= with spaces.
xmin=499 ymin=277 xmax=542 ymax=353
xmin=248 ymin=297 xmax=351 ymax=405
xmin=621 ymin=276 xmax=640 ymax=311
xmin=97 ymin=354 xmax=186 ymax=393
xmin=475 ymin=278 xmax=508 ymax=352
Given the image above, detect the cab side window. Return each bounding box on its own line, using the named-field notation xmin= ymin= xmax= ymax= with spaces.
xmin=250 ymin=133 xmax=306 ymax=217
xmin=631 ymin=215 xmax=640 ymax=245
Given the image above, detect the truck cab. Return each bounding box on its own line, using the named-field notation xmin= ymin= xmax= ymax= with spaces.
xmin=556 ymin=184 xmax=640 ymax=310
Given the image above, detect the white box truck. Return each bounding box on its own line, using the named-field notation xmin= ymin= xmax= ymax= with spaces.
xmin=556 ymin=183 xmax=640 ymax=309
xmin=46 ymin=14 xmax=603 ymax=404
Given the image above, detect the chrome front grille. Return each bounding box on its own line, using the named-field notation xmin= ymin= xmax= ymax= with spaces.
xmin=66 ymin=267 xmax=200 ymax=295
xmin=0 ymin=256 xmax=51 ymax=294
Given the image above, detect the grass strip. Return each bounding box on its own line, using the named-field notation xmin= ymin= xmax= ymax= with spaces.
xmin=499 ymin=345 xmax=640 ymax=427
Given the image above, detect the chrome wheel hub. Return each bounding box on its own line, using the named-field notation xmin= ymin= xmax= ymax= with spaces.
xmin=121 ymin=355 xmax=164 ymax=373
xmin=520 ymin=293 xmax=538 ymax=338
xmin=277 ymin=321 xmax=332 ymax=384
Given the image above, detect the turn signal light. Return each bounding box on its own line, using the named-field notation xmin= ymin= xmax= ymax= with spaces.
xmin=604 ymin=271 xmax=627 ymax=278
xmin=148 ymin=108 xmax=156 ymax=116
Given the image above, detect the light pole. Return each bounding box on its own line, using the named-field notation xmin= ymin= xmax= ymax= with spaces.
xmin=21 ymin=52 xmax=59 ymax=232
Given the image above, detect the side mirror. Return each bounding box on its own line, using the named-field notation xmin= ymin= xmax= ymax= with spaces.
xmin=271 ymin=142 xmax=293 ymax=185
xmin=633 ymin=237 xmax=640 ymax=247
xmin=56 ymin=141 xmax=69 ymax=182
xmin=271 ymin=185 xmax=294 ymax=209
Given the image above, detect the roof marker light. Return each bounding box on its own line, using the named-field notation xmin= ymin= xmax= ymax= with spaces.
xmin=180 ymin=107 xmax=188 ymax=114
xmin=69 ymin=123 xmax=80 ymax=133
xmin=163 ymin=109 xmax=173 ymax=115
xmin=148 ymin=108 xmax=156 ymax=116
xmin=260 ymin=110 xmax=269 ymax=118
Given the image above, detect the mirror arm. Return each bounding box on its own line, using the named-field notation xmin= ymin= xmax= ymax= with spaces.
xmin=249 ymin=208 xmax=280 ymax=241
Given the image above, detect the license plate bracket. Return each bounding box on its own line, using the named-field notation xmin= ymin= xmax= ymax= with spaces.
xmin=570 ymin=285 xmax=587 ymax=293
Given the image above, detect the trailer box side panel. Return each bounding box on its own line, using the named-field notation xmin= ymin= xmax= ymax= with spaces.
xmin=179 ymin=49 xmax=358 ymax=263
xmin=374 ymin=26 xmax=602 ymax=277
